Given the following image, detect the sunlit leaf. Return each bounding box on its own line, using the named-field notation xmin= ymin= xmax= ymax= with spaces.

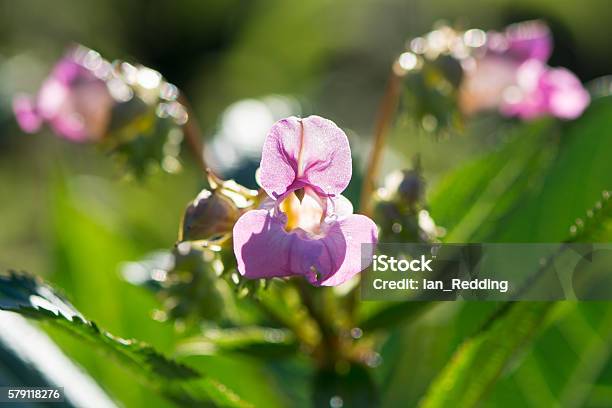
xmin=178 ymin=327 xmax=298 ymax=359
xmin=430 ymin=96 xmax=612 ymax=243
xmin=429 ymin=118 xmax=556 ymax=242
xmin=419 ymin=302 xmax=555 ymax=408
xmin=0 ymin=271 xmax=251 ymax=408
xmin=357 ymin=301 xmax=434 ymax=333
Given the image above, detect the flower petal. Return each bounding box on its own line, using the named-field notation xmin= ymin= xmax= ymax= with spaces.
xmin=37 ymin=78 xmax=70 ymax=121
xmin=501 ymin=60 xmax=590 ymax=120
xmin=48 ymin=110 xmax=88 ymax=142
xmin=542 ymin=67 xmax=590 ymax=119
xmin=299 ymin=116 xmax=352 ymax=196
xmin=12 ymin=94 xmax=42 ymax=133
xmin=459 ymin=56 xmax=519 ymax=115
xmin=70 ymin=80 xmax=114 ymax=140
xmin=326 ymin=195 xmax=354 ymax=220
xmin=281 ymin=187 xmax=326 ymax=235
xmin=505 ymin=20 xmax=552 ymax=62
xmin=233 ymin=209 xmax=333 ymax=281
xmin=260 ymin=116 xmax=352 ymax=198
xmin=318 ymin=214 xmax=378 ymax=287
xmin=500 ymin=59 xmax=547 ymax=119
xmin=259 ymin=117 xmax=301 ymax=198
xmin=51 ymin=58 xmax=87 ymax=85
xmin=36 ymin=70 xmax=112 ymax=142
xmin=234 ymin=207 xmax=377 ymax=286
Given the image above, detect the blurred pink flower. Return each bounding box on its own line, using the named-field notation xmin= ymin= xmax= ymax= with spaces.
xmin=459 ymin=20 xmax=589 ymax=120
xmin=500 ymin=60 xmax=590 ymax=120
xmin=489 ymin=19 xmax=552 ymax=62
xmin=233 ymin=116 xmax=378 ymax=286
xmin=13 ymin=51 xmax=114 ymax=142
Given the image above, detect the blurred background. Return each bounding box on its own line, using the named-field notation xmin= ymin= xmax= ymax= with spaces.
xmin=0 ymin=0 xmax=611 ymax=407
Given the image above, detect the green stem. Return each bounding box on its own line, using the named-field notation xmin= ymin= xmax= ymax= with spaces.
xmin=294 ymin=280 xmax=341 ymax=365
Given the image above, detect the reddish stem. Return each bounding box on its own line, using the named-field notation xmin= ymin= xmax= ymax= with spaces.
xmin=178 ymin=94 xmax=208 ymax=175
xmin=359 ymin=63 xmax=405 ymax=216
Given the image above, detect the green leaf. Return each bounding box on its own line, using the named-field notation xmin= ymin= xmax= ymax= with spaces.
xmin=430 ymin=96 xmax=612 ymax=243
xmin=492 ymin=97 xmax=612 ymax=242
xmin=357 ymin=301 xmax=434 ymax=332
xmin=178 ymin=327 xmax=298 ymax=359
xmin=429 ymin=118 xmax=556 ymax=242
xmin=419 ymin=185 xmax=612 ymax=407
xmin=313 ymin=363 xmax=379 ymax=408
xmin=481 ymin=303 xmax=612 ymax=407
xmin=122 ymin=247 xmax=237 ymax=324
xmin=0 ymin=271 xmax=251 ymax=408
xmin=379 ymin=302 xmax=502 ymax=406
xmin=417 ymin=97 xmax=612 ymax=406
xmin=567 ymin=191 xmax=612 ymax=243
xmin=419 ymin=302 xmax=555 ymax=408
xmin=462 ymin=192 xmax=612 ymax=407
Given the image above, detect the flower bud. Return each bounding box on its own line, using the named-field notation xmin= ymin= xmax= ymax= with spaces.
xmin=180 ymin=189 xmax=241 ymax=243
xmin=179 ymin=172 xmax=258 ymax=246
xmin=378 ymin=166 xmax=425 ymax=208
xmin=397 ymin=169 xmax=425 ymax=206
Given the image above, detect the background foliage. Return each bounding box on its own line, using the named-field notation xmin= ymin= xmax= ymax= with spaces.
xmin=0 ymin=0 xmax=611 ymax=407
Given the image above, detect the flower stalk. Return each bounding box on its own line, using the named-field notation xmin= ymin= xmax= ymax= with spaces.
xmin=360 ymin=62 xmax=406 ymax=217
xmin=178 ymin=94 xmax=209 ymax=176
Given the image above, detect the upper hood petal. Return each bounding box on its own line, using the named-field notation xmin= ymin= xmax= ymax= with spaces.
xmin=259 ymin=115 xmax=352 ymax=198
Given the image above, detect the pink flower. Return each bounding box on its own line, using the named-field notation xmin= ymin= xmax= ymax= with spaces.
xmin=459 ymin=54 xmax=522 ymax=115
xmin=489 ymin=20 xmax=552 ymax=62
xmin=232 ymin=116 xmax=378 ymax=286
xmin=459 ymin=20 xmax=589 ymax=120
xmin=13 ymin=51 xmax=114 ymax=142
xmin=500 ymin=60 xmax=590 ymax=120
